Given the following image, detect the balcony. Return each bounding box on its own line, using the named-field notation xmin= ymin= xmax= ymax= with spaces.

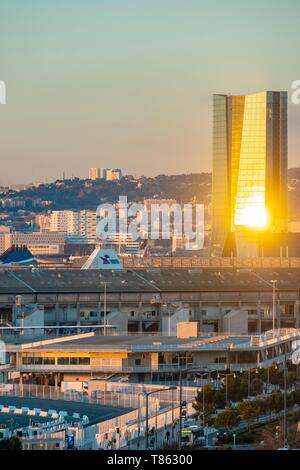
xmin=0 ymin=364 xmax=12 ymax=371
xmin=18 ymin=352 xmax=291 ymax=374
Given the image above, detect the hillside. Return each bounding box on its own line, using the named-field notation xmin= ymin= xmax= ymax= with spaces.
xmin=2 ymin=169 xmax=300 ymax=222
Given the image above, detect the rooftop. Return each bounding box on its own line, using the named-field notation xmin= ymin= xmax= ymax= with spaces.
xmin=10 ymin=329 xmax=299 ymax=353
xmin=0 ymin=268 xmax=300 ymax=294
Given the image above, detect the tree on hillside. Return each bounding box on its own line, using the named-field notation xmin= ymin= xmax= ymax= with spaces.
xmin=265 ymin=391 xmax=283 ymax=413
xmin=213 ymin=409 xmax=241 ymax=430
xmin=0 ymin=437 xmax=22 ymax=450
xmin=260 ymin=422 xmax=300 ymax=449
xmin=237 ymin=400 xmax=260 ymax=431
xmin=251 ymin=378 xmax=264 ymax=396
xmin=193 ymin=385 xmax=219 ymax=422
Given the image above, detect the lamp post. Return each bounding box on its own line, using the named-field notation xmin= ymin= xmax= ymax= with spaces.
xmin=103 ymin=281 xmax=107 ymax=336
xmin=178 ymin=366 xmax=209 ymax=449
xmin=248 ymin=369 xmax=251 ymax=397
xmin=161 ymin=302 xmax=179 ymax=337
xmin=253 ymin=273 xmax=277 ymax=337
xmin=283 ymin=354 xmax=288 ymax=449
xmin=217 ymin=371 xmax=236 ymax=407
xmin=137 ymin=394 xmax=141 ymax=450
xmin=99 ymin=281 xmax=109 ymax=336
xmin=171 ymin=387 xmax=175 ymax=442
xmin=144 ymin=386 xmax=177 ymax=450
xmin=270 ymin=279 xmax=277 ymax=335
xmin=196 ymin=372 xmax=209 ymax=427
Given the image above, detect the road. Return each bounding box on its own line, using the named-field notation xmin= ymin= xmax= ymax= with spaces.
xmin=120 ymin=421 xmax=216 ymax=450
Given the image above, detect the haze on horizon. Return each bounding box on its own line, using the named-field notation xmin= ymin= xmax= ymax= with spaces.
xmin=1 ymin=0 xmax=300 ymax=185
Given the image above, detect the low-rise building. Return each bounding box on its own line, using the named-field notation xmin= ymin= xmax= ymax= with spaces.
xmin=2 ymin=328 xmax=298 ymax=386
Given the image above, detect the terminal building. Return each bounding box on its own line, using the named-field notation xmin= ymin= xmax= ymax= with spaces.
xmin=0 ymin=268 xmax=300 ymax=335
xmin=1 ymin=328 xmax=298 ymax=386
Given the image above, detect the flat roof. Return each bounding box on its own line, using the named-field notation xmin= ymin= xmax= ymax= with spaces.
xmin=0 ymin=268 xmax=300 ymax=294
xmin=16 ymin=331 xmax=297 ymax=353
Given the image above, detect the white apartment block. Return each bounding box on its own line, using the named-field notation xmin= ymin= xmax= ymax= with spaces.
xmin=88 ymin=167 xmax=122 ymax=181
xmin=50 ymin=210 xmax=96 ymax=241
xmin=35 ymin=214 xmax=51 ymax=232
xmin=0 ymin=232 xmax=12 ymax=254
xmin=79 ymin=210 xmax=97 ymax=240
xmin=50 ymin=211 xmax=79 ymax=234
xmin=89 ymin=168 xmax=100 ymax=180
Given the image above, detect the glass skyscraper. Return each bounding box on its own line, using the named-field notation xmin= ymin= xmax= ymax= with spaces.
xmin=210 ymin=91 xmax=288 ymax=257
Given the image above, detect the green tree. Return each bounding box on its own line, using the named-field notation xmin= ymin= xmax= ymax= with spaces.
xmin=0 ymin=437 xmax=22 ymax=450
xmin=265 ymin=391 xmax=283 ymax=413
xmin=193 ymin=385 xmax=219 ymax=422
xmin=251 ymin=378 xmax=264 ymax=396
xmin=237 ymin=400 xmax=260 ymax=430
xmin=213 ymin=409 xmax=241 ymax=430
xmin=226 ymin=375 xmax=248 ymax=402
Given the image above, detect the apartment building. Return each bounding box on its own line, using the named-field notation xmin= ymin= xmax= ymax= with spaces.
xmin=50 ymin=210 xmax=96 ymax=241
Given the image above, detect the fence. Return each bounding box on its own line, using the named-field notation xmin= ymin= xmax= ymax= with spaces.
xmin=103 ymin=381 xmax=196 ymax=404
xmin=0 ymin=384 xmax=158 ymax=411
xmin=122 ymin=257 xmax=300 ymax=269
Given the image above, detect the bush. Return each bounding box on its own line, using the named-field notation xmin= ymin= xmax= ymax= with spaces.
xmin=0 ymin=437 xmax=22 ymax=450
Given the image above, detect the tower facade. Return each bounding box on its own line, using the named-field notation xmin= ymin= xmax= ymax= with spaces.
xmin=211 ymin=91 xmax=288 ymax=257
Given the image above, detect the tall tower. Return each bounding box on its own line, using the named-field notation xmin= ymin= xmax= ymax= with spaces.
xmin=210 ymin=91 xmax=288 ymax=257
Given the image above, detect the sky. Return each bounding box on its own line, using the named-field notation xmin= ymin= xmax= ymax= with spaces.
xmin=1 ymin=0 xmax=300 ymax=184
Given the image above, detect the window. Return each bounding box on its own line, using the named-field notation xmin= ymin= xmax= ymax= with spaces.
xmin=57 ymin=357 xmax=90 ymax=365
xmin=58 ymin=357 xmax=70 ymax=365
xmin=43 ymin=358 xmax=55 ymax=365
xmin=22 ymin=357 xmax=54 ymax=365
xmin=215 ymin=357 xmax=227 ymax=364
xmin=79 ymin=358 xmax=90 ymax=365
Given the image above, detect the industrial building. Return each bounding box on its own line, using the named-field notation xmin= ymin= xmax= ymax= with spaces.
xmin=0 ymin=268 xmax=299 ymax=334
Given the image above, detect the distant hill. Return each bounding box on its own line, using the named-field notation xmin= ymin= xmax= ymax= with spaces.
xmin=3 ymin=169 xmax=300 ymax=222
xmin=1 ymin=174 xmax=211 ymax=211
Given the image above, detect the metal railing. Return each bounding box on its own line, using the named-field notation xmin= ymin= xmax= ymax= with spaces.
xmin=0 ymin=384 xmax=158 ymax=411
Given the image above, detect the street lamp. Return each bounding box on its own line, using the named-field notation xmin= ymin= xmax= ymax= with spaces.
xmin=270 ymin=280 xmax=277 ymax=335
xmin=178 ymin=365 xmax=214 ymax=449
xmin=144 ymin=386 xmax=177 ymax=450
xmin=100 ymin=281 xmax=110 ymax=336
xmin=103 ymin=281 xmax=107 ymax=336
xmin=217 ymin=371 xmax=236 ymax=407
xmin=195 ymin=372 xmax=209 ymax=428
xmin=253 ymin=273 xmax=277 ymax=337
xmin=161 ymin=302 xmax=179 ymax=337
xmin=283 ymin=354 xmax=288 ymax=449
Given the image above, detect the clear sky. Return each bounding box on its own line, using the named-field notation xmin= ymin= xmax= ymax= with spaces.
xmin=1 ymin=0 xmax=300 ymax=184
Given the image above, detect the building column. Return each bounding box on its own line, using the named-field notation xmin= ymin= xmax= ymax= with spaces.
xmin=257 ymin=301 xmax=262 ymax=334
xmin=276 ymin=301 xmax=281 ymax=329
xmin=76 ymin=302 xmax=81 ymax=326
xmin=218 ymin=302 xmax=222 ymax=332
xmin=198 ymin=302 xmax=203 ymax=331
xmin=55 ymin=302 xmax=60 ymax=327
xmin=294 ymin=300 xmax=299 ymax=329
xmin=97 ymin=301 xmax=101 ymax=325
